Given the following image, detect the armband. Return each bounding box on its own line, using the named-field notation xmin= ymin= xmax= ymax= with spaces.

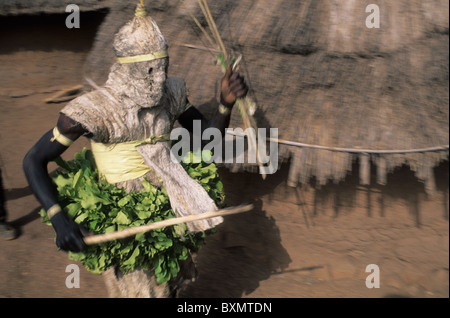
xmin=47 ymin=204 xmax=62 ymax=219
xmin=50 ymin=127 xmax=74 ymax=147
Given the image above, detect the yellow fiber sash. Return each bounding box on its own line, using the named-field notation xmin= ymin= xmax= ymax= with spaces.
xmin=90 ymin=134 xmax=170 ymax=184
xmin=91 ymin=140 xmax=150 ymax=184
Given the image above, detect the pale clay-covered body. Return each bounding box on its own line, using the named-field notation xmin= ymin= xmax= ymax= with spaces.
xmin=61 ymin=76 xmax=222 ymax=297
xmin=59 ymin=5 xmax=222 ymax=296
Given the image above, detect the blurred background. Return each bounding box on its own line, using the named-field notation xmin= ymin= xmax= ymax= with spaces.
xmin=0 ymin=0 xmax=448 ymax=297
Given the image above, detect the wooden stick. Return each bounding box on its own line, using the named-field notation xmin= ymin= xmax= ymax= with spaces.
xmin=44 ymin=85 xmax=82 ymax=103
xmin=184 ymin=1 xmax=264 ymax=178
xmin=196 ymin=0 xmax=219 ymax=49
xmin=216 ymin=54 xmax=266 ymax=179
xmin=182 ymin=1 xmax=218 ymax=50
xmin=226 ymin=131 xmax=450 ymax=154
xmin=197 ymin=0 xmax=227 ymax=62
xmin=182 ymin=43 xmax=221 ymax=54
xmin=236 ymin=98 xmax=266 ymax=180
xmin=202 ymin=0 xmax=228 ymax=61
xmin=84 ymin=203 xmax=253 ymax=245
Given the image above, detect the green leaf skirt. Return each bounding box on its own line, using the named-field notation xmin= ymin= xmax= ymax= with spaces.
xmin=41 ymin=148 xmax=225 ymax=284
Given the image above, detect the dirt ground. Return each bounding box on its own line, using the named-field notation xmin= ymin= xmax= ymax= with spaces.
xmin=0 ymin=14 xmax=448 ymax=299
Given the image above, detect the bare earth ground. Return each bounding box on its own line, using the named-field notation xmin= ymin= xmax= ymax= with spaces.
xmin=0 ymin=29 xmax=448 ymax=299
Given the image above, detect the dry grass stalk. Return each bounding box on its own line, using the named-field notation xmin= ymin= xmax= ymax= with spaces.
xmin=187 ymin=0 xmax=267 ymax=178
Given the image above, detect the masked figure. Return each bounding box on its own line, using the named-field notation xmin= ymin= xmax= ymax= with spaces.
xmin=23 ymin=4 xmax=247 ymax=297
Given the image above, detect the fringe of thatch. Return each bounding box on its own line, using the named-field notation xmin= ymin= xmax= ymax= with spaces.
xmin=236 ymin=45 xmax=449 ymax=193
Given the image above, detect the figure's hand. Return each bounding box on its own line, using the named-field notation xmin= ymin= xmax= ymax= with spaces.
xmin=50 ymin=212 xmax=87 ymax=252
xmin=220 ymin=65 xmax=248 ymax=108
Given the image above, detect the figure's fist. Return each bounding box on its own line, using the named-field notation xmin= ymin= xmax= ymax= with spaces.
xmin=51 ymin=212 xmax=87 ymax=252
xmin=220 ymin=65 xmax=248 ymax=108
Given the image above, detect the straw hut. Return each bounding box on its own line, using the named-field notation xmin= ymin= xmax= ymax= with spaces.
xmin=149 ymin=0 xmax=449 ymax=195
xmin=2 ymin=0 xmax=447 ymax=192
xmin=197 ymin=1 xmax=446 ymax=191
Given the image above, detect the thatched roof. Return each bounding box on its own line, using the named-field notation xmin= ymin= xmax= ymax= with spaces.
xmin=152 ymin=0 xmax=448 ymax=194
xmin=3 ymin=0 xmax=448 ymax=193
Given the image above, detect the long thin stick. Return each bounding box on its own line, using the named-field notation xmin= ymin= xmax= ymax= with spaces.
xmin=183 ymin=1 xmax=266 ymax=178
xmin=197 ymin=0 xmax=216 ymax=44
xmin=201 ymin=0 xmax=228 ymax=62
xmin=226 ymin=131 xmax=450 ymax=154
xmin=217 ymin=54 xmax=266 ymax=179
xmin=182 ymin=43 xmax=221 ymax=54
xmin=181 ymin=0 xmax=218 ymax=50
xmin=44 ymin=85 xmax=83 ymax=104
xmin=84 ymin=204 xmax=253 ymax=245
